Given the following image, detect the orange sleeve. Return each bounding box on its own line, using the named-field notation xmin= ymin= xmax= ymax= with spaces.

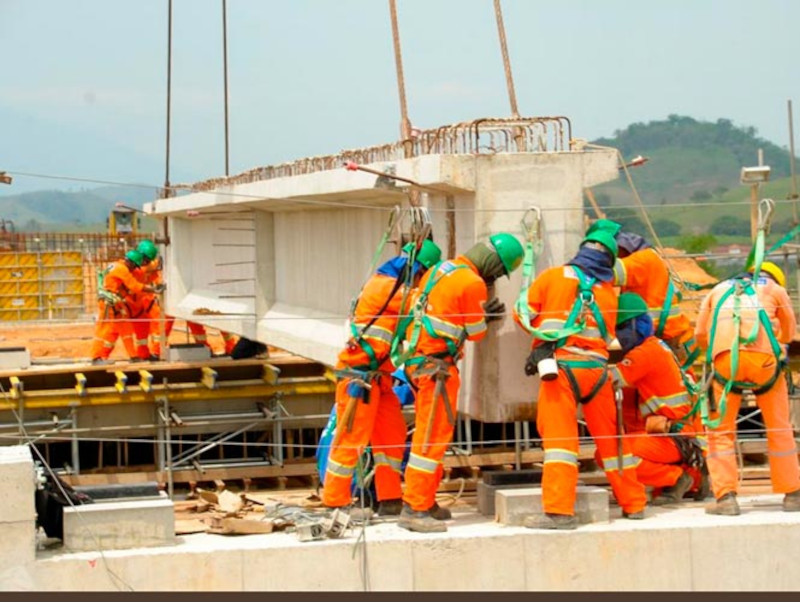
xmin=615 ymin=343 xmax=652 ymax=386
xmin=461 ymin=278 xmax=488 ymax=342
xmin=773 ymin=285 xmax=797 ymax=344
xmin=694 ymin=290 xmax=714 ymax=350
xmin=120 ymin=266 xmax=145 ymax=294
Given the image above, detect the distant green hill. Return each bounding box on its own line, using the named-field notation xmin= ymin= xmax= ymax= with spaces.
xmin=590 ymin=114 xmax=800 ymax=239
xmin=0 ymin=185 xmax=159 ymax=232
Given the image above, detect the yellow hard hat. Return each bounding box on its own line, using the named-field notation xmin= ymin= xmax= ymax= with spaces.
xmin=758 ymin=261 xmax=786 ymax=288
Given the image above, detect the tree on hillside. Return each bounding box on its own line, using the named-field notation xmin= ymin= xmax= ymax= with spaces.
xmin=710 ymin=215 xmax=749 ymax=236
xmin=605 ymin=207 xmax=646 ymax=235
xmin=653 ymin=219 xmax=681 ymax=236
xmin=594 ymin=115 xmax=795 ymax=179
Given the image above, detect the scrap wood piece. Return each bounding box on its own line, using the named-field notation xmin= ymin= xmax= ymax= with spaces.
xmin=207 ymin=516 xmax=275 ymax=535
xmin=217 ymin=490 xmax=245 ymax=514
xmin=175 ymin=519 xmax=209 ymax=535
xmin=196 ymin=488 xmax=219 ymax=505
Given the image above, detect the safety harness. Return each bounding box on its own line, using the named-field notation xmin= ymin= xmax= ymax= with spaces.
xmin=698 ymin=198 xmax=785 ymax=430
xmin=514 ymin=208 xmax=612 ymax=404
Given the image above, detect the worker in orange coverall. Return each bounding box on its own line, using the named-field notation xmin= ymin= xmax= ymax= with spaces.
xmin=398 ymin=233 xmax=523 ymax=533
xmin=607 ymin=292 xmax=707 ymax=505
xmin=91 ymin=250 xmax=163 ymax=364
xmin=696 ymin=261 xmax=800 ymax=515
xmin=130 ymin=240 xmax=225 ymax=358
xmin=514 ymin=229 xmax=647 ymax=530
xmin=322 ymin=240 xmax=442 ymax=520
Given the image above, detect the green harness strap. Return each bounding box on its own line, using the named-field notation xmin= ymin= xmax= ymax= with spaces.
xmin=701 ymin=278 xmax=783 ymax=429
xmin=654 ymin=279 xmax=682 ymax=339
xmin=390 ymin=260 xmax=468 ymax=367
xmin=516 ymin=265 xmax=608 ymax=344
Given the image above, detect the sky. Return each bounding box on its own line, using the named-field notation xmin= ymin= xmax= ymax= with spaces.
xmin=2 ymin=0 xmax=800 ymax=195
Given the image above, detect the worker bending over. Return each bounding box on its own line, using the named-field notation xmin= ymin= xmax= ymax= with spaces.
xmin=91 ymin=250 xmax=163 ymax=364
xmin=609 ymin=292 xmax=707 ymax=505
xmin=322 ymin=240 xmax=442 ymax=519
xmin=514 ymin=229 xmax=647 ymax=530
xmin=696 ymin=261 xmax=800 ymax=515
xmin=588 ymin=219 xmax=699 ymax=371
xmin=398 ymin=234 xmax=523 ymax=533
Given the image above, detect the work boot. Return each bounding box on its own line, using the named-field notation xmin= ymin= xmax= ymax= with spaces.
xmin=377 ymin=498 xmax=403 ymax=516
xmin=652 ymin=471 xmax=694 ymax=506
xmin=91 ymin=358 xmax=111 ymax=366
xmin=622 ymin=510 xmax=645 ymax=520
xmin=705 ymin=492 xmax=741 ymax=516
xmin=693 ymin=470 xmax=712 ymax=501
xmin=429 ymin=501 xmax=452 ymax=520
xmin=523 ymin=513 xmax=578 ymax=530
xmin=783 ymin=489 xmax=800 ymax=512
xmin=397 ymin=504 xmax=447 ymax=533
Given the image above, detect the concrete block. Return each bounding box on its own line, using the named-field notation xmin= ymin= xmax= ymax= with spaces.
xmin=0 ymin=347 xmax=30 ymax=370
xmin=478 ymin=481 xmax=541 ymax=517
xmin=0 ymin=520 xmax=36 ymax=567
xmin=496 ymin=486 xmax=609 ymax=526
xmin=167 ymin=343 xmax=211 ymax=362
xmin=63 ymin=495 xmax=175 ymax=552
xmin=0 ymin=445 xmax=37 ymax=523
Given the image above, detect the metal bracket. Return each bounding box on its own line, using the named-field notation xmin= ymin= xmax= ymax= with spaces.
xmin=321 ymin=509 xmax=351 ymax=538
xmin=296 ymin=522 xmax=325 ymax=542
xmin=201 ymin=366 xmax=218 ymax=390
xmin=262 ymin=364 xmax=281 ymax=385
xmin=74 ymin=373 xmax=87 ymax=397
xmin=139 ymin=370 xmax=153 ymax=393
xmin=9 ymin=376 xmax=23 ymax=400
xmin=114 ymin=371 xmax=128 ymax=394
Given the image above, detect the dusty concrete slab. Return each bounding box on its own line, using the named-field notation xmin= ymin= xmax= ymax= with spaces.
xmin=21 ymin=494 xmax=800 ymax=591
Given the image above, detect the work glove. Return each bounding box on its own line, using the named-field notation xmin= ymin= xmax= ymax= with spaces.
xmin=483 ymin=297 xmax=506 ymax=322
xmin=152 ymin=283 xmax=166 ymax=294
xmin=645 ymin=414 xmax=671 ymax=434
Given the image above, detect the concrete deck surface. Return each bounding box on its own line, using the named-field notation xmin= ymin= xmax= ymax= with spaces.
xmin=8 ymin=492 xmax=800 ymax=591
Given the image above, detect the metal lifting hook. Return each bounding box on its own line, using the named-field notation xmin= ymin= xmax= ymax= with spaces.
xmin=757 ymin=198 xmax=776 ymax=232
xmin=409 ymin=206 xmax=432 ymax=247
xmin=520 ymin=206 xmax=542 ymax=243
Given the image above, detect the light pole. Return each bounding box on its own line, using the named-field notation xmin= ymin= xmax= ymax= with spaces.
xmin=741 ymin=165 xmax=771 ymax=241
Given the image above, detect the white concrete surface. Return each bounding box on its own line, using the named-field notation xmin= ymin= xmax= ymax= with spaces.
xmin=0 ymin=348 xmax=31 ymax=370
xmin=148 ymin=149 xmax=620 ymax=422
xmin=496 ymin=486 xmax=610 ymax=526
xmin=0 ymin=446 xmax=36 ymax=569
xmin=63 ymin=495 xmax=175 ymax=552
xmin=13 ymin=495 xmax=800 ymax=591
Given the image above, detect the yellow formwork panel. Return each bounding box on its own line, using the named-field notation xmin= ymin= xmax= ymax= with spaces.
xmin=40 ymin=251 xmax=82 ymax=267
xmin=42 ymin=265 xmax=82 ymax=279
xmin=46 ymin=293 xmax=82 ymax=307
xmin=0 ymin=294 xmax=39 ymax=310
xmin=0 ymin=281 xmax=40 ymax=296
xmin=0 ymin=266 xmax=39 ymax=281
xmin=42 ymin=280 xmax=83 ymax=294
xmin=0 ymin=308 xmax=44 ymax=321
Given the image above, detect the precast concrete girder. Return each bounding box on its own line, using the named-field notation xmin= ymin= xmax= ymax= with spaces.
xmin=147 ymin=150 xmax=620 ymax=421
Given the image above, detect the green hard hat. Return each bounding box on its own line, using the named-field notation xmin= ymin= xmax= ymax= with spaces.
xmin=489 ymin=233 xmax=524 ymax=276
xmin=125 ymin=249 xmax=144 ymax=267
xmin=582 ymin=228 xmax=619 ymax=258
xmin=137 ymin=239 xmax=159 ymax=261
xmin=402 ymin=239 xmax=442 ymax=270
xmin=617 ymin=292 xmax=649 ymax=325
xmin=586 ymin=218 xmax=622 ymax=237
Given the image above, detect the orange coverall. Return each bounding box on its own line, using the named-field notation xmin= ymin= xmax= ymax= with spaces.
xmin=321 ymin=271 xmax=412 ymax=508
xmin=402 ymin=257 xmax=488 ymax=512
xmin=695 ymin=275 xmax=800 ymax=500
xmin=90 ymin=260 xmax=146 ymax=360
xmin=514 ymin=265 xmax=647 ymax=516
xmin=609 ymin=336 xmax=701 ymax=491
xmin=614 ymin=248 xmax=697 ymax=367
